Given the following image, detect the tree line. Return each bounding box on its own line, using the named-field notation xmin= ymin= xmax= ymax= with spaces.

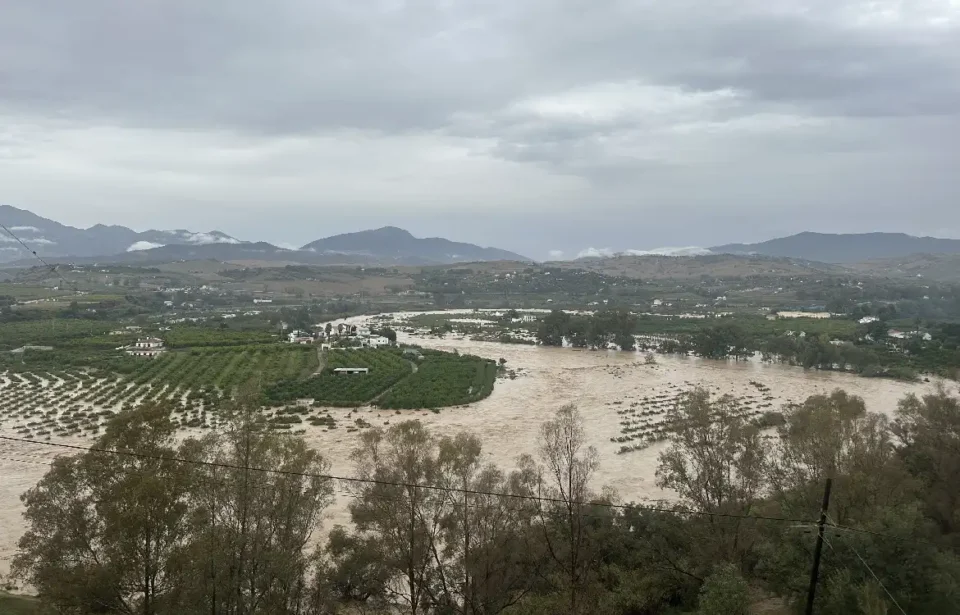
xmin=536 ymin=309 xmax=638 ymax=350
xmin=11 ymin=385 xmax=960 ymax=614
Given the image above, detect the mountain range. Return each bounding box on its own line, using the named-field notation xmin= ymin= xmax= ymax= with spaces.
xmin=0 ymin=205 xmax=529 ymax=266
xmin=4 ymin=204 xmax=960 ymax=268
xmin=0 ymin=205 xmax=241 ymax=262
xmin=710 ymin=232 xmax=960 ymax=263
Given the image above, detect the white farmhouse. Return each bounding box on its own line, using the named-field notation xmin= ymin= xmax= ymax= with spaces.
xmin=124 ymin=337 xmax=166 ymax=358
xmin=287 ymin=330 xmax=314 ymax=344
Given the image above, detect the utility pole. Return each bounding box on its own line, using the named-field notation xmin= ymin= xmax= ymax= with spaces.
xmin=805 ymin=478 xmax=833 ymax=615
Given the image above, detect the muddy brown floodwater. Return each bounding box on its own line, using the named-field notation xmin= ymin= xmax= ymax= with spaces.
xmin=0 ymin=326 xmax=950 ymax=579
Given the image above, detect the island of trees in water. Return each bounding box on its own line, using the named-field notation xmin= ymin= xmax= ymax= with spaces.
xmin=535 ymin=308 xmax=960 ymax=381
xmin=8 ymin=384 xmax=960 ymax=614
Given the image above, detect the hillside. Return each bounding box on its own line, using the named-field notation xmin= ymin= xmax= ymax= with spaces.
xmin=712 ymin=232 xmax=960 ymax=263
xmin=847 ymin=253 xmax=960 ymax=283
xmin=553 ymin=253 xmax=841 ymax=279
xmin=301 ymin=226 xmax=530 ymax=264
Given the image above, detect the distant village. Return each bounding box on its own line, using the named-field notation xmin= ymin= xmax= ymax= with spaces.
xmin=285 ymin=322 xmax=393 ymax=349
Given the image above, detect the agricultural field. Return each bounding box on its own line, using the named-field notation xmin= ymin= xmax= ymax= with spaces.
xmin=0 ymin=343 xmax=496 ymax=441
xmin=263 ymin=347 xmax=499 ymax=409
xmin=609 ymin=379 xmax=781 ymax=454
xmin=0 ymin=320 xmax=116 ymax=351
xmin=378 ymin=350 xmax=498 ymax=409
xmin=163 ymin=327 xmax=278 ymax=348
xmin=263 ymin=348 xmax=412 ymax=406
xmin=0 ymin=345 xmax=320 ymax=436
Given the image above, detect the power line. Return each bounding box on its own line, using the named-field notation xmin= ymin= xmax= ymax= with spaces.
xmin=821 ymin=524 xmax=907 ymax=615
xmin=0 ymin=434 xmax=812 ymax=524
xmin=825 ymin=521 xmax=944 ymax=550
xmin=0 ymin=223 xmax=55 ymax=270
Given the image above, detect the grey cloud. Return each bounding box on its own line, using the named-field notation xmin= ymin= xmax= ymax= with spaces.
xmin=1 ymin=0 xmax=959 ymax=258
xmin=4 ymin=1 xmax=958 ymax=136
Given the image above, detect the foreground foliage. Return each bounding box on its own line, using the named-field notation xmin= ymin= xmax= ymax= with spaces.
xmin=14 ymin=396 xmax=333 ymax=615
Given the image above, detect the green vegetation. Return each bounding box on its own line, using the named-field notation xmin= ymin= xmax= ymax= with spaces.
xmin=129 ymin=345 xmax=318 ymax=390
xmin=0 ymin=320 xmax=114 ymax=350
xmin=537 ymin=308 xmax=638 ymax=350
xmin=378 ymin=350 xmax=497 ymax=409
xmin=262 ymin=347 xmax=498 ymax=409
xmin=263 ymin=348 xmax=411 ymax=406
xmin=162 ymin=326 xmax=277 ymax=348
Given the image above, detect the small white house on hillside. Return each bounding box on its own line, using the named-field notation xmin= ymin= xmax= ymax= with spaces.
xmin=288 ymin=331 xmax=314 ymax=344
xmin=124 ymin=338 xmax=166 ymax=357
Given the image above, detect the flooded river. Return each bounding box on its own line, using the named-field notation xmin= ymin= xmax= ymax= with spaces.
xmin=0 ymin=321 xmax=949 ymax=578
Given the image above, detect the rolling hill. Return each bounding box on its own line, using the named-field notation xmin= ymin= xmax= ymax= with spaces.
xmin=711 ymin=232 xmax=960 ymax=263
xmin=552 ymin=253 xmax=842 ymax=279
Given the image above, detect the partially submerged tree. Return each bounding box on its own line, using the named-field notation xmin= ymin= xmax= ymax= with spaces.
xmin=657 ymin=389 xmax=766 ymax=567
xmin=346 ymin=422 xmax=539 ymax=615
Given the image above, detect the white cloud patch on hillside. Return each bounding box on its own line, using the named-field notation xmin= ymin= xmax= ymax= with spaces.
xmin=127 ymin=241 xmax=164 ymax=252
xmin=576 ymin=247 xmax=616 ymax=259
xmin=160 ymin=230 xmax=240 ymax=245
xmin=575 ymin=246 xmax=711 ymax=259
xmin=623 ymin=246 xmax=712 ymax=256
xmin=0 ymin=234 xmax=55 ymax=245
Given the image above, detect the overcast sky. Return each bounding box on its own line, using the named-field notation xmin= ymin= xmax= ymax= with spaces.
xmin=1 ymin=1 xmax=958 ymax=260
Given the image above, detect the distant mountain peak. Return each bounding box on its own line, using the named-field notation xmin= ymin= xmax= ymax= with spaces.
xmin=370 ymin=226 xmax=414 ymax=237
xmin=300 ymin=227 xmax=529 ymax=264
